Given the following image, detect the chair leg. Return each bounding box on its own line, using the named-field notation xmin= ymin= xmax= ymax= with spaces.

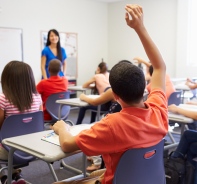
xmin=47 ymin=163 xmax=58 ymax=182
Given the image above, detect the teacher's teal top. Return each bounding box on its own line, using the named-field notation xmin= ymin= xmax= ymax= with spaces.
xmin=41 ymin=46 xmax=67 ymax=78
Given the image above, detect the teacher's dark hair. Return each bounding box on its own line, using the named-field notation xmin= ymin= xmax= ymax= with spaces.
xmin=1 ymin=61 xmax=37 ymax=112
xmin=46 ymin=29 xmax=62 ymax=62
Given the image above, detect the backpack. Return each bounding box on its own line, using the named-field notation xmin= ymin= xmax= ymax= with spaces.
xmin=164 ymin=152 xmax=186 ymax=184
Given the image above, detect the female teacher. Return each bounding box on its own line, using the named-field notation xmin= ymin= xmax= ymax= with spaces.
xmin=41 ymin=29 xmax=67 ymax=79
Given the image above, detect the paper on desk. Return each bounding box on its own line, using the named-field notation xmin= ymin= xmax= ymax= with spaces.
xmin=41 ymin=124 xmax=93 ymax=146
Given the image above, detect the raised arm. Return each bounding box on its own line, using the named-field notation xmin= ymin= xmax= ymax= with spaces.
xmin=80 ymin=88 xmax=114 ymax=106
xmin=125 ymin=5 xmax=166 ymax=92
xmin=63 ymin=60 xmax=66 ymax=75
xmin=133 ymin=57 xmax=151 ymax=67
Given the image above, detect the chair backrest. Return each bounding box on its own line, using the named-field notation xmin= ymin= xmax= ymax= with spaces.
xmin=46 ymin=91 xmax=71 ymax=122
xmin=113 ymin=139 xmax=165 ymax=184
xmin=168 ymin=91 xmax=182 ymax=106
xmin=0 ymin=111 xmax=44 ymax=164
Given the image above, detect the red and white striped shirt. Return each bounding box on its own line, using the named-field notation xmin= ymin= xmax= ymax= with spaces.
xmin=0 ymin=93 xmax=42 ymax=118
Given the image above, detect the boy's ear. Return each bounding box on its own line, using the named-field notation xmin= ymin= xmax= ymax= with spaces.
xmin=112 ymin=91 xmax=119 ymax=101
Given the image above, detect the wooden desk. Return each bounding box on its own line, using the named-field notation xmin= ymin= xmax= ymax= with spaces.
xmin=2 ymin=131 xmax=86 ymax=184
xmin=56 ymin=95 xmax=101 ymax=121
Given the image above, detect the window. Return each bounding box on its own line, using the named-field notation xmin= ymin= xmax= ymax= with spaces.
xmin=187 ymin=0 xmax=197 ymax=66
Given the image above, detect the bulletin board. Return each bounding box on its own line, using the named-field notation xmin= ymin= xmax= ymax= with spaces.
xmin=0 ymin=27 xmax=23 ymax=77
xmin=41 ymin=31 xmax=78 ymax=79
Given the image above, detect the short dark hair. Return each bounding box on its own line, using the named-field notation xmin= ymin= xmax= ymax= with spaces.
xmin=1 ymin=61 xmax=37 ymax=112
xmin=109 ymin=62 xmax=145 ymax=103
xmin=48 ymin=59 xmax=61 ymax=75
xmin=149 ymin=65 xmax=153 ymax=76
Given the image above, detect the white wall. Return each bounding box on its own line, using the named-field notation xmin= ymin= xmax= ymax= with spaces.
xmin=108 ymin=0 xmax=177 ymax=77
xmin=0 ymin=0 xmax=109 ymax=85
xmin=0 ymin=0 xmax=194 ymax=85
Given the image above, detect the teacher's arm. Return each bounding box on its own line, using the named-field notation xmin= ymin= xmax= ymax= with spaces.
xmin=63 ymin=59 xmax=66 ymax=76
xmin=41 ymin=56 xmax=47 ymax=79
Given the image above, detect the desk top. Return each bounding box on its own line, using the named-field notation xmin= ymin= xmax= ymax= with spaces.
xmin=56 ymin=95 xmax=100 ymax=107
xmin=168 ymin=112 xmax=194 ymax=123
xmin=179 ymin=104 xmax=197 ymax=111
xmin=2 ymin=130 xmax=80 ymax=163
xmin=68 ymin=85 xmax=89 ymax=92
xmin=175 ymin=83 xmax=190 ymax=91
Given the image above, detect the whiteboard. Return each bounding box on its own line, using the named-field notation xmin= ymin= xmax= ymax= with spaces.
xmin=0 ymin=27 xmax=23 ymax=78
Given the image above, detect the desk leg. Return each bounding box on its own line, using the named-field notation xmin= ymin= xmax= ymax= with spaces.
xmin=96 ymin=105 xmax=101 ymax=121
xmin=82 ymin=153 xmax=87 ymax=177
xmin=180 ymin=124 xmax=185 ymax=137
xmin=58 ymin=104 xmax=63 ymax=120
xmin=7 ymin=148 xmax=15 ymax=184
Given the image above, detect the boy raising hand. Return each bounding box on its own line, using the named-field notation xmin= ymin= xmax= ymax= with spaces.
xmin=53 ymin=4 xmax=168 ymax=184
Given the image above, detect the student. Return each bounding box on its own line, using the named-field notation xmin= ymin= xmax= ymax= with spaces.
xmin=37 ymin=59 xmax=68 ymax=121
xmin=171 ymin=130 xmax=197 ymax=183
xmin=147 ymin=65 xmax=175 ymax=100
xmin=133 ymin=57 xmax=151 ymax=83
xmin=76 ymin=62 xmax=110 ymax=125
xmin=82 ymin=61 xmax=110 ymax=95
xmin=168 ymin=103 xmax=197 ymax=130
xmin=80 ymin=87 xmax=121 ymax=171
xmin=185 ymin=78 xmax=197 ymax=90
xmin=52 ymin=4 xmax=168 ymax=184
xmin=41 ymin=29 xmax=67 ymax=79
xmin=0 ymin=61 xmax=42 ymax=184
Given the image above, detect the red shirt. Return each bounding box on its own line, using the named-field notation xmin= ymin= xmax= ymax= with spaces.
xmin=75 ymin=89 xmax=168 ymax=184
xmin=36 ymin=76 xmax=68 ymax=120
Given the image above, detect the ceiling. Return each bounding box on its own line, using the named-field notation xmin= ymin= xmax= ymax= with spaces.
xmin=91 ymin=0 xmax=125 ymax=3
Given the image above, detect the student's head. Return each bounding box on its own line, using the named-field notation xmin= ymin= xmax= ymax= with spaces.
xmin=149 ymin=65 xmax=153 ymax=76
xmin=97 ymin=62 xmax=108 ymax=74
xmin=109 ymin=61 xmax=145 ymax=104
xmin=48 ymin=59 xmax=61 ymax=76
xmin=1 ymin=61 xmax=37 ymax=112
xmin=46 ymin=29 xmax=62 ymax=61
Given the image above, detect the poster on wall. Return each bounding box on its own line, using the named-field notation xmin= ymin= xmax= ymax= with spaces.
xmin=41 ymin=31 xmax=78 ymax=79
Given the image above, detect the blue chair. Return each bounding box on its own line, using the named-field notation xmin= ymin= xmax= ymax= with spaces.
xmin=113 ymin=139 xmax=165 ymax=184
xmin=0 ymin=111 xmax=44 ymax=168
xmin=45 ymin=91 xmax=73 ymax=126
xmin=168 ymin=91 xmax=182 ymax=106
xmin=0 ymin=111 xmax=61 ymax=181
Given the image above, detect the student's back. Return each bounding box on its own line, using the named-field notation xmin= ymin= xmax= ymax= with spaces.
xmin=83 ymin=62 xmax=110 ymax=95
xmin=0 ymin=60 xmax=42 ymax=161
xmin=37 ymin=59 xmax=68 ymax=120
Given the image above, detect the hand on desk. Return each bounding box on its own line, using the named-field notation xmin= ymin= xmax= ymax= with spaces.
xmin=80 ymin=93 xmax=86 ymax=101
xmin=51 ymin=120 xmax=70 ymax=135
xmin=168 ymin=104 xmax=178 ymax=114
xmin=185 ymin=80 xmax=197 ymax=90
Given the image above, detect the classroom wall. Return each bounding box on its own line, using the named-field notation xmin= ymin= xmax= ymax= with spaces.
xmin=0 ymin=0 xmax=109 ymax=85
xmin=108 ymin=0 xmax=177 ymax=77
xmin=0 ymin=0 xmax=194 ymax=86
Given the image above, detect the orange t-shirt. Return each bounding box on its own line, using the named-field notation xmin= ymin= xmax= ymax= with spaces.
xmin=75 ymin=88 xmax=168 ymax=184
xmin=146 ymin=74 xmax=175 ymax=100
xmin=36 ymin=76 xmax=68 ymax=120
